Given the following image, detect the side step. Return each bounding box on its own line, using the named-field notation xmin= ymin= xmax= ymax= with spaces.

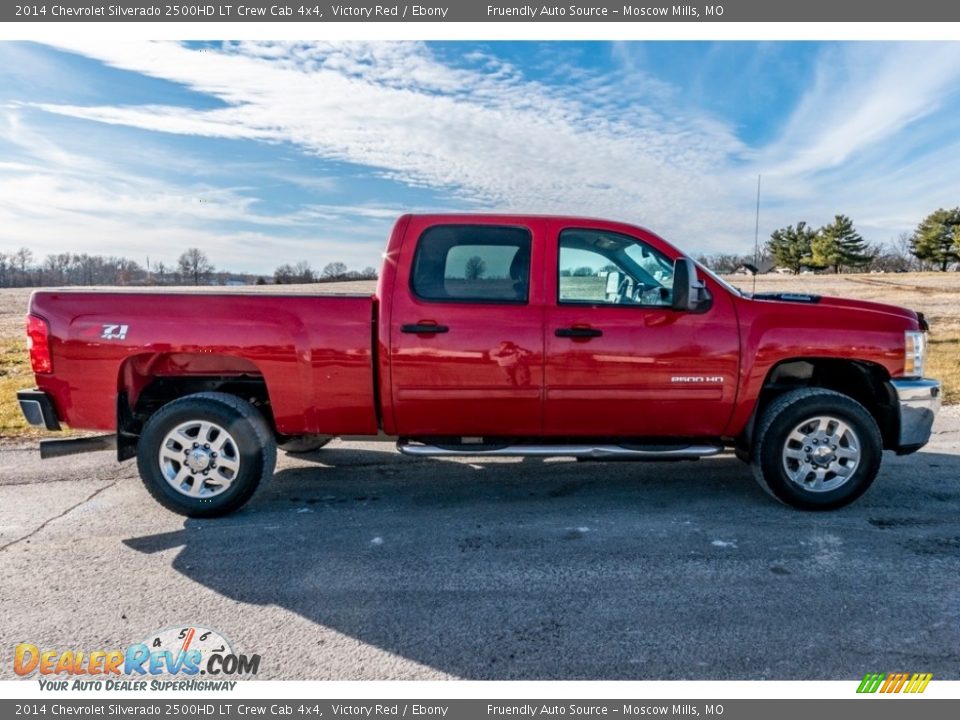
xmin=396 ymin=440 xmax=723 ymax=460
xmin=40 ymin=434 xmax=117 ymax=459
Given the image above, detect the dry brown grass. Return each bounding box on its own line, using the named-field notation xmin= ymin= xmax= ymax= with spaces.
xmin=927 ymin=332 xmax=960 ymax=405
xmin=1 ymin=274 xmax=957 ymax=437
xmin=0 ymin=338 xmax=50 ymax=438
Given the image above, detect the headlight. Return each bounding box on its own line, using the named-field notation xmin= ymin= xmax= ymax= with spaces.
xmin=904 ymin=331 xmax=927 ymax=378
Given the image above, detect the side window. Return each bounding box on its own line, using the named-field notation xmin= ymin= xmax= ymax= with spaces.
xmin=412 ymin=225 xmax=532 ymax=303
xmin=558 ymin=229 xmax=675 ymax=307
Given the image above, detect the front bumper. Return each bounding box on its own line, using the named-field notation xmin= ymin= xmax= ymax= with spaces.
xmin=890 ymin=378 xmax=941 ymax=454
xmin=17 ymin=389 xmax=61 ymax=431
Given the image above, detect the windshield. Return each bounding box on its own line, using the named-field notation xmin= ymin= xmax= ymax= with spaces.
xmin=694 ymin=260 xmax=742 ymax=297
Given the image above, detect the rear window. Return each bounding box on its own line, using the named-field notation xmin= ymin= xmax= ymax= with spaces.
xmin=411 ymin=225 xmax=532 ymax=303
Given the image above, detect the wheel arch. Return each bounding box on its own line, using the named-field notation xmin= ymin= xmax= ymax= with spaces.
xmin=116 ymin=352 xmax=275 ymax=460
xmin=737 ymin=357 xmax=898 ymax=459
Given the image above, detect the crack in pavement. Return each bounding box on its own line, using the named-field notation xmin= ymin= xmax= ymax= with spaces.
xmin=0 ymin=475 xmax=123 ymax=487
xmin=0 ymin=478 xmax=122 ymax=553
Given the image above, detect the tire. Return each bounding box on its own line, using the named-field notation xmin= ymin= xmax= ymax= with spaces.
xmin=279 ymin=435 xmax=332 ymax=454
xmin=136 ymin=392 xmax=276 ymax=518
xmin=752 ymin=388 xmax=882 ymax=510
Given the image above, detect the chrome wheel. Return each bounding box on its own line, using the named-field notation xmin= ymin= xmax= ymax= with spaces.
xmin=158 ymin=420 xmax=241 ymax=499
xmin=782 ymin=415 xmax=860 ymax=493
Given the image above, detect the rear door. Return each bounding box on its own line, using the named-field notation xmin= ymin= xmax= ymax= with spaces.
xmin=543 ymin=222 xmax=739 ymax=438
xmin=389 ymin=218 xmax=545 ymax=437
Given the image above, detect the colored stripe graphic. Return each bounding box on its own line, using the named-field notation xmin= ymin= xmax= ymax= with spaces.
xmin=857 ymin=672 xmax=931 ymax=694
xmin=904 ymin=673 xmax=933 ymax=693
xmin=857 ymin=673 xmax=885 ymax=693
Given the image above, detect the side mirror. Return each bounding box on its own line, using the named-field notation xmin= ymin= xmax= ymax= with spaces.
xmin=604 ymin=270 xmax=622 ymax=301
xmin=671 ymin=258 xmax=709 ymax=312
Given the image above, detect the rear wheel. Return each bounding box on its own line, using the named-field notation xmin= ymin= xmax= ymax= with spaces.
xmin=752 ymin=388 xmax=882 ymax=510
xmin=136 ymin=392 xmax=276 ymax=517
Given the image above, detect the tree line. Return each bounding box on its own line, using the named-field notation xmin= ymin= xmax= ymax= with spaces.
xmin=698 ymin=207 xmax=960 ymax=275
xmin=272 ymin=261 xmax=377 ymax=284
xmin=0 ymin=246 xmax=376 ymax=288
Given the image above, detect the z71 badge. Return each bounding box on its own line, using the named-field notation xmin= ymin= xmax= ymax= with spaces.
xmin=101 ymin=324 xmax=129 ymax=340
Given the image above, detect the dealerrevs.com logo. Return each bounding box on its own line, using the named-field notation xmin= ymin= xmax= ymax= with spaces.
xmin=14 ymin=625 xmax=260 ymax=691
xmin=857 ymin=672 xmax=933 ymax=694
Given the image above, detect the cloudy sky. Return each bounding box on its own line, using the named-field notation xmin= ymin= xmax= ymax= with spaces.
xmin=1 ymin=40 xmax=960 ymax=274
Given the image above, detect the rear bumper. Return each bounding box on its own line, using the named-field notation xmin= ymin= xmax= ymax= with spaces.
xmin=17 ymin=389 xmax=61 ymax=431
xmin=890 ymin=378 xmax=941 ymax=454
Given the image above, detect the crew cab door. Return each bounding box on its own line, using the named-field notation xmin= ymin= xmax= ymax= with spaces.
xmin=543 ymin=223 xmax=739 ymax=437
xmin=389 ymin=219 xmax=544 ymax=437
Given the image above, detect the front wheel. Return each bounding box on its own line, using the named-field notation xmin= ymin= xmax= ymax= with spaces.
xmin=136 ymin=392 xmax=276 ymax=517
xmin=752 ymin=388 xmax=882 ymax=510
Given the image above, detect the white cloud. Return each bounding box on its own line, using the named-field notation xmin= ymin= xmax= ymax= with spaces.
xmin=29 ymin=40 xmax=751 ymax=253
xmin=762 ymin=44 xmax=960 ymax=179
xmin=6 ymin=40 xmax=960 ymax=270
xmin=751 ymin=43 xmax=960 ymax=240
xmin=0 ymin=108 xmax=387 ymax=271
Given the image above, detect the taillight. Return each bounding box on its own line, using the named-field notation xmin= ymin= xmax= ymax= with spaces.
xmin=26 ymin=314 xmax=52 ymax=374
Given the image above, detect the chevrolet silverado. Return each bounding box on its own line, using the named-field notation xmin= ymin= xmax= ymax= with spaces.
xmin=18 ymin=214 xmax=941 ymax=516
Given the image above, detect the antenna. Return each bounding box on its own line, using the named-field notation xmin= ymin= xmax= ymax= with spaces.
xmin=752 ymin=174 xmax=761 ymax=295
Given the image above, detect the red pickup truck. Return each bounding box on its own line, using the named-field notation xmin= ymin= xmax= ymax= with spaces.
xmin=18 ymin=214 xmax=941 ymax=516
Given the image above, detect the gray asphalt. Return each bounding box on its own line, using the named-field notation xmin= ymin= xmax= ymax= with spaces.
xmin=1 ymin=409 xmax=959 ymax=680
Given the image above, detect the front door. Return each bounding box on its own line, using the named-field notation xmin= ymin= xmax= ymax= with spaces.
xmin=543 ymin=225 xmax=739 ymax=438
xmin=389 ymin=220 xmax=544 ymax=437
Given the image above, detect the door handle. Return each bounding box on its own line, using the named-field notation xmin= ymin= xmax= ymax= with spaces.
xmin=555 ymin=327 xmax=603 ymax=338
xmin=402 ymin=323 xmax=449 ymax=334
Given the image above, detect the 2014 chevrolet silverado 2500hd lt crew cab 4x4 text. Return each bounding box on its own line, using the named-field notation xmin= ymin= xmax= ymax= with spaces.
xmin=18 ymin=214 xmax=941 ymax=516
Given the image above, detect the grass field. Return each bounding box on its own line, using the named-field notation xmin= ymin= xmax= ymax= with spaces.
xmin=1 ymin=273 xmax=957 ymax=438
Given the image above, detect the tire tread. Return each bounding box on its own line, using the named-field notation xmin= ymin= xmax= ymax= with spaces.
xmin=136 ymin=392 xmax=275 ymax=517
xmin=751 ymin=387 xmax=882 ymax=509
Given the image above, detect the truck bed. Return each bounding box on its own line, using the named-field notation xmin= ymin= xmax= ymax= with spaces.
xmin=30 ymin=290 xmax=379 ymax=436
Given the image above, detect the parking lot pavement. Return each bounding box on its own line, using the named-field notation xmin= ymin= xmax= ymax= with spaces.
xmin=1 ymin=407 xmax=959 ymax=680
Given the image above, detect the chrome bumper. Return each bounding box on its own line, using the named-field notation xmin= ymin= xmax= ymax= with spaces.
xmin=890 ymin=378 xmax=941 ymax=453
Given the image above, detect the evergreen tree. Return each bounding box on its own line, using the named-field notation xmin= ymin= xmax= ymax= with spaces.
xmin=767 ymin=222 xmax=816 ymax=275
xmin=911 ymin=207 xmax=960 ymax=271
xmin=812 ymin=215 xmax=871 ymax=273
xmin=807 ymin=231 xmax=841 ymax=273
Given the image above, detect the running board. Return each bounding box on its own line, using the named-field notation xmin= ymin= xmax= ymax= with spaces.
xmin=40 ymin=434 xmax=117 ymax=459
xmin=396 ymin=440 xmax=723 ymax=460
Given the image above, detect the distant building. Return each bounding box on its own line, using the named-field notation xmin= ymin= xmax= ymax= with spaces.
xmin=734 ymin=258 xmax=777 ymax=275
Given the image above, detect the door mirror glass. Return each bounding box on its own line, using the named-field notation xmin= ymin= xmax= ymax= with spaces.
xmin=671 ymin=258 xmax=711 ymax=312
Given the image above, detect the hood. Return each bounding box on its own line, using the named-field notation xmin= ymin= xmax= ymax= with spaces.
xmin=749 ymin=292 xmax=919 ymax=326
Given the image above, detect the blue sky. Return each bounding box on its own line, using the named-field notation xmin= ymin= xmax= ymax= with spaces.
xmin=2 ymin=40 xmax=960 ymax=274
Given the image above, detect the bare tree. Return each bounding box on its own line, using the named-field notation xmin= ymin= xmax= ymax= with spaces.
xmin=177 ymin=248 xmax=215 ymax=286
xmin=321 ymin=262 xmax=348 ymax=280
xmin=274 ymin=264 xmax=294 ymax=284
xmin=464 ymin=255 xmax=486 ymax=280
xmin=359 ymin=266 xmax=378 ymax=280
xmin=44 ymin=255 xmax=59 ymax=284
xmin=292 ymin=260 xmax=314 ymax=283
xmin=14 ymin=247 xmax=33 ymax=273
xmin=13 ymin=247 xmax=33 ymax=285
xmin=116 ymin=258 xmax=141 ymax=285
